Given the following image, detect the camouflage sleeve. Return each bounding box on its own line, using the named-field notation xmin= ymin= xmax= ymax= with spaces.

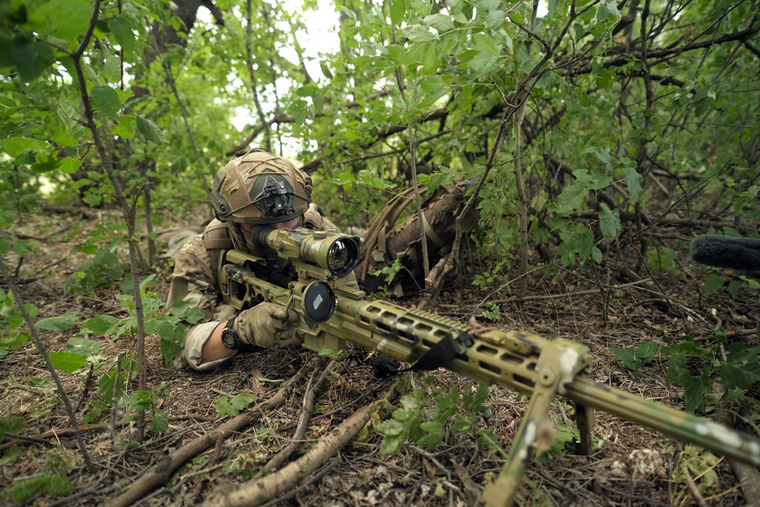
xmin=167 ymin=235 xmax=237 ymax=370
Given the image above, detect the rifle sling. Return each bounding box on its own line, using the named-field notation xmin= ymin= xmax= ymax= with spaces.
xmin=395 ymin=329 xmax=472 ymax=373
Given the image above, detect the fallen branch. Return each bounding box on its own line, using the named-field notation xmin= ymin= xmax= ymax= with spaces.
xmin=14 ymin=219 xmax=78 ymax=241
xmin=202 ymin=377 xmax=404 ymax=507
xmin=107 ymin=368 xmax=304 ymax=507
xmin=258 ymin=456 xmax=342 ymax=507
xmin=0 ymin=413 xmax=218 ymax=452
xmin=255 ymin=358 xmax=335 ymax=477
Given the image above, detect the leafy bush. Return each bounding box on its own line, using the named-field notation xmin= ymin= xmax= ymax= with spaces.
xmin=613 ymin=332 xmax=760 ymax=414
xmin=376 ymin=377 xmax=497 ymax=454
xmin=65 ymin=250 xmax=124 ymax=292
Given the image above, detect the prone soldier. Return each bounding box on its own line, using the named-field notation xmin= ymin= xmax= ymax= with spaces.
xmin=167 ymin=149 xmax=346 ymax=370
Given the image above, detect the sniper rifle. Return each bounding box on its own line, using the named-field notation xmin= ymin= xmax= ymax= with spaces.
xmin=218 ymin=225 xmax=760 ymax=507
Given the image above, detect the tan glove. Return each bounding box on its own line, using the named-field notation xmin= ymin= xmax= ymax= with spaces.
xmin=237 ymin=303 xmax=299 ymax=348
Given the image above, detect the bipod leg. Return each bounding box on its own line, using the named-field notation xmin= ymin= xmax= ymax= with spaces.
xmin=574 ymin=402 xmax=594 ymax=455
xmin=481 ymin=351 xmax=563 ymax=507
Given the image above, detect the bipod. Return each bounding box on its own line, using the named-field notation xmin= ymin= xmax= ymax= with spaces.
xmin=481 ymin=339 xmax=593 ymax=507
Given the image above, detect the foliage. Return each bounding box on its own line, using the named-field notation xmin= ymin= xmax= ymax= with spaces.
xmin=116 ymin=276 xmax=204 ymax=363
xmin=670 ymin=445 xmax=721 ymax=499
xmin=121 ymin=381 xmax=169 ymax=434
xmin=534 ymin=412 xmax=579 ymax=465
xmin=481 ymin=303 xmax=501 ymax=323
xmin=376 ymin=377 xmax=496 ymax=454
xmin=0 ymin=288 xmax=35 ymax=351
xmin=1 ymin=473 xmax=72 ymax=504
xmin=215 ymin=393 xmax=257 ymax=418
xmin=611 ymin=341 xmax=659 ymax=378
xmin=0 ymin=414 xmax=25 ymax=441
xmin=613 ymin=332 xmax=760 ymax=414
xmin=65 ymin=250 xmax=125 ymax=293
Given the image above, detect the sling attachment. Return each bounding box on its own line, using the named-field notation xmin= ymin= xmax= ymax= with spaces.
xmin=374 ymin=329 xmax=473 ymax=377
xmin=420 ymin=213 xmax=446 ymax=250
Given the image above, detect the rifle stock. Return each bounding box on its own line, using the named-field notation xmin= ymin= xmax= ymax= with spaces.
xmin=219 ymin=233 xmax=760 ymax=507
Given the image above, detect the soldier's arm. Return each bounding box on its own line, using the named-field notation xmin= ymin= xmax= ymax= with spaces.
xmin=168 ymin=235 xmax=238 ymax=370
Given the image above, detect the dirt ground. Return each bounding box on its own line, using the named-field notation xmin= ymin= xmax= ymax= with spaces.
xmin=1 ymin=208 xmax=758 ymax=507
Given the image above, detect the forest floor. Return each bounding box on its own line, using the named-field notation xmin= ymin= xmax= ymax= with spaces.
xmin=1 ymin=207 xmax=758 ymax=507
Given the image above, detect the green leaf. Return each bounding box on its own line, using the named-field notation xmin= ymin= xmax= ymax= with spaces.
xmin=0 ymin=331 xmax=29 ymax=348
xmin=704 ymin=274 xmax=724 ymax=295
xmin=32 ymin=0 xmax=92 ymax=41
xmin=599 ymin=204 xmax=621 ymax=239
xmin=8 ymin=476 xmax=48 ymax=503
xmin=82 ymin=315 xmax=119 ymax=335
xmin=380 ymin=435 xmax=405 ymax=454
xmin=1 ymin=136 xmax=48 ymax=157
xmin=92 ymin=86 xmax=121 ymax=118
xmin=319 ymin=60 xmax=333 ymax=79
xmin=160 ymin=328 xmax=184 ymax=364
xmin=36 ymin=313 xmax=79 ymax=331
xmin=136 ymin=116 xmax=167 ymax=144
xmin=49 ymin=351 xmax=87 ymax=373
xmin=0 ymin=445 xmax=22 ymax=466
xmin=716 ymin=364 xmax=760 ymax=390
xmin=47 ymin=474 xmax=73 ymax=496
xmin=230 ymin=393 xmax=256 ymax=412
xmin=103 ymin=54 xmax=121 ymax=83
xmin=66 ymin=338 xmax=101 ymax=357
xmin=59 ymin=158 xmax=83 ymax=174
xmin=623 ymin=166 xmax=643 ymax=203
xmin=422 ymin=43 xmax=438 ymax=75
xmin=683 ymin=370 xmax=711 ymax=413
xmin=423 ymin=13 xmax=454 ymax=33
xmin=148 ymin=412 xmax=168 ymax=433
xmin=637 ymin=341 xmax=659 ymax=362
xmin=296 ymin=83 xmax=319 ymax=97
xmin=376 ymin=418 xmax=405 ymax=437
xmin=556 ymin=182 xmax=589 ymax=213
xmin=215 ymin=396 xmax=242 ymax=418
xmin=11 ymin=37 xmax=55 ymax=81
xmin=740 ymin=276 xmax=760 ymax=290
xmin=109 ymin=17 xmax=136 ymax=54
xmin=0 ymin=414 xmax=26 ymax=440
xmin=168 ymin=299 xmax=205 ymax=324
xmin=113 ymin=114 xmax=136 ymax=139
xmin=390 ymin=0 xmax=405 ymax=25
xmin=404 ymin=25 xmax=436 ymax=42
xmin=486 ymin=10 xmax=506 ymax=29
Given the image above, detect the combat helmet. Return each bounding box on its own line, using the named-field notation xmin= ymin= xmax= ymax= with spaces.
xmin=210 ymin=149 xmax=312 ymax=224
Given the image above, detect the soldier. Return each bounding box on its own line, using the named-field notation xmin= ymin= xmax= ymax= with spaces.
xmin=167 ymin=149 xmax=343 ymax=370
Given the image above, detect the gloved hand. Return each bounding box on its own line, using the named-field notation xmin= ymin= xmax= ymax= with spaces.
xmin=236 ymin=302 xmax=299 ymax=348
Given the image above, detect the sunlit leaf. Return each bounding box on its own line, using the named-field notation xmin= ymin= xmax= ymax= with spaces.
xmin=49 ymin=351 xmax=86 ymax=373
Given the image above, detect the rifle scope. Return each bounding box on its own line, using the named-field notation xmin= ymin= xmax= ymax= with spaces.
xmin=251 ymin=226 xmax=361 ymax=278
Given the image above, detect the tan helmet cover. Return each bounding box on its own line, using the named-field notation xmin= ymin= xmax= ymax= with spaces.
xmin=211 ymin=149 xmax=312 ymax=224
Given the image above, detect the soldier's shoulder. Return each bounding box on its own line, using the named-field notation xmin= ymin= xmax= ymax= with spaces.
xmin=202 ymin=219 xmax=234 ymax=250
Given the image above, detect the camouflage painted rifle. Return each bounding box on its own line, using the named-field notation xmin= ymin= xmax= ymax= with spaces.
xmin=219 ymin=226 xmax=760 ymax=507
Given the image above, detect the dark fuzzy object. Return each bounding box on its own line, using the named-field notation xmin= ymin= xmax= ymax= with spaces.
xmin=690 ymin=235 xmax=760 ymax=271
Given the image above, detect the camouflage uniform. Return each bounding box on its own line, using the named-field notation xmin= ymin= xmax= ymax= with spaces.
xmin=168 ymin=203 xmax=338 ymax=371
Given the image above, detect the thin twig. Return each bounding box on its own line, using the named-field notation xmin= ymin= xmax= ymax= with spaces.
xmin=681 ymin=465 xmax=708 ymax=507
xmin=0 ymin=257 xmax=95 ymax=472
